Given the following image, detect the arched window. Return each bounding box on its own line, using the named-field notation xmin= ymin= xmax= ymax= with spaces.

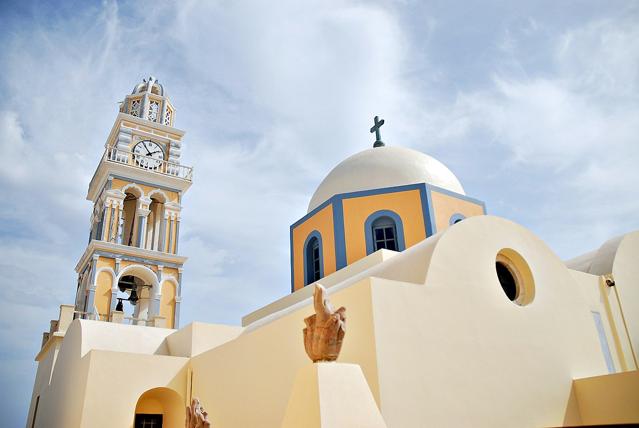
xmin=449 ymin=213 xmax=466 ymax=225
xmin=122 ymin=192 xmax=139 ymax=247
xmin=146 ymin=196 xmax=165 ymax=251
xmin=304 ymin=232 xmax=323 ymax=285
xmin=365 ymin=210 xmax=406 ymax=255
xmin=372 ymin=216 xmax=398 ymax=251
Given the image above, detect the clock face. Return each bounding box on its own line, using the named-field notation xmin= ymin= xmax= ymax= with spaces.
xmin=133 ymin=140 xmax=164 ymax=169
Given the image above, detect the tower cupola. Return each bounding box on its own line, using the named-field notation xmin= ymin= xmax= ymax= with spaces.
xmin=120 ymin=76 xmax=175 ymax=127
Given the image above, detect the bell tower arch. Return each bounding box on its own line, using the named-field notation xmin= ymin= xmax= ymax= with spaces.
xmin=75 ymin=76 xmax=192 ymax=328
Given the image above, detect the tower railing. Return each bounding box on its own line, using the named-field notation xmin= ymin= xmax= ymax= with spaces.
xmin=103 ymin=147 xmax=193 ymax=181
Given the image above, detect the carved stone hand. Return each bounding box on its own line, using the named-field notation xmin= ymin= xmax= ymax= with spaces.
xmin=303 ymin=284 xmax=346 ymax=362
xmin=186 ymin=397 xmax=211 ymax=428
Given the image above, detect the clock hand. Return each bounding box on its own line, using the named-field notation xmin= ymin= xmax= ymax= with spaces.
xmin=143 ymin=142 xmax=152 ymax=156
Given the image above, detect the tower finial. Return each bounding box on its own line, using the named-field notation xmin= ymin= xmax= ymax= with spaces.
xmin=370 ymin=116 xmax=385 ymax=148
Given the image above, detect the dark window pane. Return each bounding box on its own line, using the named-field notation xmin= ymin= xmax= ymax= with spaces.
xmin=306 ymin=237 xmax=322 ymax=285
xmin=387 ymin=226 xmax=396 ymax=237
xmin=372 ymin=219 xmax=400 ymax=253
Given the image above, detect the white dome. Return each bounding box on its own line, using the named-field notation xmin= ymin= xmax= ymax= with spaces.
xmin=308 ymin=146 xmax=465 ymax=213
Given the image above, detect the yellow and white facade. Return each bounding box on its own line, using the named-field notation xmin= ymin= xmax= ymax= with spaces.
xmin=290 ymin=146 xmax=485 ymax=291
xmin=26 ymin=83 xmax=639 ymax=428
xmin=74 ymin=76 xmax=191 ymax=330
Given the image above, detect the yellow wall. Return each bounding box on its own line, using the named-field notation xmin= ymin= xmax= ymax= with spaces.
xmin=190 ymin=278 xmax=380 ymax=428
xmin=573 ymin=371 xmax=639 ymax=425
xmin=342 ymin=190 xmax=425 ymax=264
xmin=94 ymin=272 xmax=113 ymax=321
xmin=292 ymin=204 xmax=336 ymax=291
xmin=160 ymin=281 xmax=176 ymax=329
xmin=120 ymin=260 xmax=158 ymax=272
xmin=97 ymin=257 xmax=115 ymax=270
xmin=169 ymin=218 xmax=177 ymax=254
xmin=430 ymin=190 xmax=484 ymax=233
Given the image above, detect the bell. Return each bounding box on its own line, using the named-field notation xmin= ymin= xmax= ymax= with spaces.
xmin=129 ymin=288 xmax=139 ymax=305
xmin=115 ymin=298 xmax=124 ymax=312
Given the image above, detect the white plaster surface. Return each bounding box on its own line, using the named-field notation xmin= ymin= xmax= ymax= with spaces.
xmin=308 ymin=146 xmax=466 ymax=212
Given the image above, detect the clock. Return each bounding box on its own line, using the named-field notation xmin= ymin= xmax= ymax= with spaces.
xmin=133 ymin=140 xmax=164 ymax=169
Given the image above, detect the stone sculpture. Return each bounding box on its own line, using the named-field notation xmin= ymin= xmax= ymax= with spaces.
xmin=303 ymin=284 xmax=346 ymax=362
xmin=186 ymin=397 xmax=211 ymax=428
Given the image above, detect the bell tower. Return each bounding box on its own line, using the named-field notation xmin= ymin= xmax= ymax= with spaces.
xmin=74 ymin=76 xmax=192 ymax=328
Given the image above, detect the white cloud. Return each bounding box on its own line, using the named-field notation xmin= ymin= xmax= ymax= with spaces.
xmin=0 ymin=2 xmax=638 ymax=427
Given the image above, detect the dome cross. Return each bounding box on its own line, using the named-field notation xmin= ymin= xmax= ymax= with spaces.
xmin=370 ymin=116 xmax=386 ymax=148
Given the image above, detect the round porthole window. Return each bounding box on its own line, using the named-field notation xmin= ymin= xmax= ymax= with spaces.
xmin=495 ymin=248 xmax=534 ymax=306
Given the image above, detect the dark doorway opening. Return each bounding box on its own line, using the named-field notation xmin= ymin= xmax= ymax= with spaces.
xmin=135 ymin=413 xmax=163 ymax=428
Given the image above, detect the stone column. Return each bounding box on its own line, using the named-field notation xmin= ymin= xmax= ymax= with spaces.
xmin=158 ymin=213 xmax=167 ymax=253
xmin=109 ymin=289 xmax=119 ymax=314
xmin=177 ymin=268 xmax=183 ymax=296
xmin=116 ymin=204 xmax=124 ymax=244
xmin=141 ymin=92 xmax=150 ymax=120
xmin=168 ymin=139 xmax=181 ymax=163
xmin=167 ymin=216 xmax=174 ymax=254
xmin=174 ymin=219 xmax=181 ymax=253
xmin=98 ymin=204 xmax=108 ymax=241
xmin=110 ymin=257 xmax=121 ymax=313
xmin=149 ymin=265 xmax=163 ymax=318
xmin=160 ymin=99 xmax=168 ymax=125
xmin=85 ymin=255 xmax=99 ymax=319
xmin=174 ymin=296 xmax=181 ymax=329
xmin=107 ymin=204 xmax=117 ymax=242
xmin=116 ymin=127 xmax=132 ymax=164
xmin=135 ymin=205 xmax=151 ymax=248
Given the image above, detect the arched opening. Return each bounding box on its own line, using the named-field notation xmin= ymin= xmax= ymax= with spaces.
xmin=122 ymin=189 xmax=141 ymax=246
xmin=449 ymin=213 xmax=466 ymax=225
xmin=134 ymin=387 xmax=184 ymax=428
xmin=364 ymin=210 xmax=406 ymax=255
xmin=145 ymin=193 xmax=166 ymax=251
xmin=371 ymin=216 xmax=398 ymax=251
xmin=304 ymin=233 xmax=323 ymax=286
xmin=115 ymin=266 xmax=157 ymax=325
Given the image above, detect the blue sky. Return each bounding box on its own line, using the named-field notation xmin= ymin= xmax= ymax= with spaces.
xmin=1 ymin=1 xmax=637 ymax=426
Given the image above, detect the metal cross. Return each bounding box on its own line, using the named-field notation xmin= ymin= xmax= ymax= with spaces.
xmin=370 ymin=116 xmax=385 ymax=147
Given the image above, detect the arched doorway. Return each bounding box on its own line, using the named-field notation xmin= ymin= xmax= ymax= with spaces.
xmin=134 ymin=387 xmax=184 ymax=428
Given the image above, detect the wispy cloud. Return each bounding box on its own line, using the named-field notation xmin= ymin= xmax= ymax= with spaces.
xmin=0 ymin=1 xmax=637 ymax=426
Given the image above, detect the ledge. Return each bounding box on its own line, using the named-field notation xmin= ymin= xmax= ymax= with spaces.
xmin=75 ymin=240 xmax=188 ymax=272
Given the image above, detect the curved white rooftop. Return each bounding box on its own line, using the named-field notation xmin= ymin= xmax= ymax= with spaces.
xmin=308 ymin=146 xmax=465 ymax=212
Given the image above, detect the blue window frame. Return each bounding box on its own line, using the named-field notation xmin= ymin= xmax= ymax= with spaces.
xmin=304 ymin=231 xmax=323 ymax=285
xmin=449 ymin=213 xmax=466 ymax=225
xmin=365 ymin=210 xmax=406 ymax=255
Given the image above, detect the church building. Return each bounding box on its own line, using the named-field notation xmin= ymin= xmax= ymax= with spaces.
xmin=26 ymin=78 xmax=639 ymax=428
